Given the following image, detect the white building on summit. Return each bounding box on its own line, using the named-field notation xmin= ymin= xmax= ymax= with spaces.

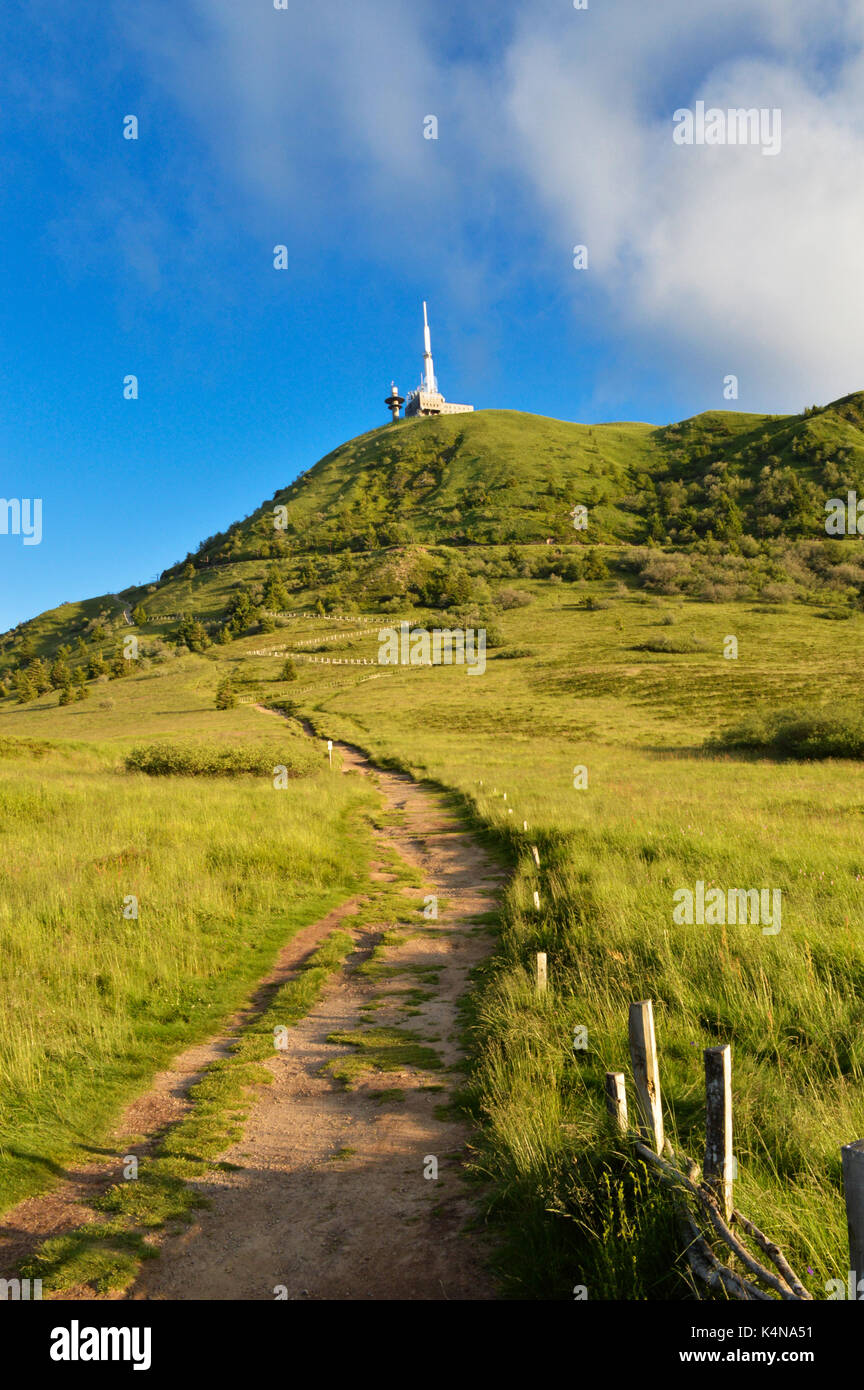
xmin=385 ymin=303 xmax=474 ymax=421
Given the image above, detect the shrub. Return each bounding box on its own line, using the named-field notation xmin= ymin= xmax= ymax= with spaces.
xmin=494 ymin=588 xmax=534 ymax=611
xmin=709 ymin=706 xmax=864 ymax=759
xmin=125 ymin=739 xmax=318 ymax=778
xmin=268 ymin=699 xmax=299 ymax=718
xmin=634 ymin=635 xmax=708 ymax=654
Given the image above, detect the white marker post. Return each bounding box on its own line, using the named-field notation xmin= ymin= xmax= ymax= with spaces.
xmin=327 ymin=739 xmax=333 ymax=768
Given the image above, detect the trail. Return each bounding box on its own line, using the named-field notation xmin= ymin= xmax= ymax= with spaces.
xmin=126 ymin=735 xmax=505 ymax=1301
xmin=0 ymin=898 xmax=362 ymax=1283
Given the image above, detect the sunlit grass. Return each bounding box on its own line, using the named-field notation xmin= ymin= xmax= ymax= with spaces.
xmin=0 ymin=741 xmax=376 ymax=1213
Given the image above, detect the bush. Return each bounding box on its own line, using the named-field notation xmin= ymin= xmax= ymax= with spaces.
xmin=709 ymin=706 xmax=864 ymax=759
xmin=494 ymin=587 xmax=534 ymax=611
xmin=268 ymin=699 xmax=299 ymax=718
xmin=634 ymin=634 xmax=708 ymax=654
xmin=125 ymin=739 xmax=318 ymax=778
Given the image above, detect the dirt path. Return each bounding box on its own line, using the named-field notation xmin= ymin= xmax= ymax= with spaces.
xmin=0 ymin=737 xmax=505 ymax=1300
xmin=0 ymin=897 xmax=362 ymax=1282
xmin=126 ymin=738 xmax=505 ymax=1301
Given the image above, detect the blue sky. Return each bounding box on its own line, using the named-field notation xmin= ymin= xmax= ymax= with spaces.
xmin=2 ymin=0 xmax=863 ymax=631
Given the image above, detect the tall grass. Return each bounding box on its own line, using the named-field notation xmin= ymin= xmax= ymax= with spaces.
xmin=124 ymin=736 xmax=317 ymax=776
xmin=0 ymin=745 xmax=375 ymax=1213
xmin=295 ymin=588 xmax=864 ymax=1298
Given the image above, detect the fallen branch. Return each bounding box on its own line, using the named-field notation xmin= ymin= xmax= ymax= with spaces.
xmin=634 ymin=1141 xmax=811 ymax=1301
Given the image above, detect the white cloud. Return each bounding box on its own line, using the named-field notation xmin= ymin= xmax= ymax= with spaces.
xmin=122 ymin=0 xmax=864 ymax=408
xmin=503 ymin=0 xmax=864 ymax=406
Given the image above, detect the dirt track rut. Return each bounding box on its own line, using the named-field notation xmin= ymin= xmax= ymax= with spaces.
xmin=129 ymin=740 xmax=504 ymax=1301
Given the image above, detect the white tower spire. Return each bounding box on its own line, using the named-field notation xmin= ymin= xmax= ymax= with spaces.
xmin=401 ymin=301 xmax=473 ymax=419
xmin=422 ymin=300 xmax=436 ymax=393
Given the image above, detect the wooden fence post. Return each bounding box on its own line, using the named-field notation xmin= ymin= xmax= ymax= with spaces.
xmin=704 ymin=1045 xmax=734 ymax=1219
xmin=628 ymin=1000 xmax=664 ymax=1154
xmin=841 ymin=1139 xmax=864 ymax=1285
xmin=536 ymin=952 xmax=547 ymax=994
xmin=605 ymin=1072 xmax=628 ymax=1133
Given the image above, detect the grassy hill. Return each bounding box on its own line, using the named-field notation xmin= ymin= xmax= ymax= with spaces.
xmin=7 ymin=393 xmax=864 ymax=689
xmin=4 ymin=394 xmax=864 ymax=1299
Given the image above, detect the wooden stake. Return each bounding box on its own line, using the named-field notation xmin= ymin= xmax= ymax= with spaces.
xmin=530 ymin=845 xmax=540 ymax=867
xmin=704 ymin=1045 xmax=734 ymax=1219
xmin=536 ymin=952 xmax=547 ymax=994
xmin=628 ymin=1000 xmax=664 ymax=1154
xmin=842 ymin=1139 xmax=864 ymax=1285
xmin=605 ymin=1072 xmax=628 ymax=1133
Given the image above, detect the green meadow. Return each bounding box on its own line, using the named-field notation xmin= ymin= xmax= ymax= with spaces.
xmin=0 ymin=723 xmax=376 ymax=1214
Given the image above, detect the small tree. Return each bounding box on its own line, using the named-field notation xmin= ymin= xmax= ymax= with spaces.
xmin=58 ymin=684 xmax=74 ymax=705
xmin=263 ymin=570 xmax=289 ymax=611
xmin=28 ymin=658 xmax=52 ymax=694
xmin=132 ymin=604 xmax=148 ymax=625
xmin=280 ymin=658 xmax=298 ymax=682
xmin=49 ymin=656 xmax=71 ymax=689
xmin=215 ymin=679 xmax=237 ymax=709
xmin=13 ymin=671 xmax=35 ymax=704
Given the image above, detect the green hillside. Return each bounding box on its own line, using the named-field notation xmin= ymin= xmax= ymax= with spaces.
xmin=5 ymin=393 xmax=864 ymax=690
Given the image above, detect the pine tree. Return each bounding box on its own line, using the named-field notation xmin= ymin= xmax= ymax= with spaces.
xmin=28 ymin=658 xmax=52 ymax=694
xmin=263 ymin=569 xmax=289 ymax=611
xmin=49 ymin=657 xmax=71 ymax=689
xmin=215 ymin=679 xmax=237 ymax=709
xmin=14 ymin=671 xmax=35 ymax=703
